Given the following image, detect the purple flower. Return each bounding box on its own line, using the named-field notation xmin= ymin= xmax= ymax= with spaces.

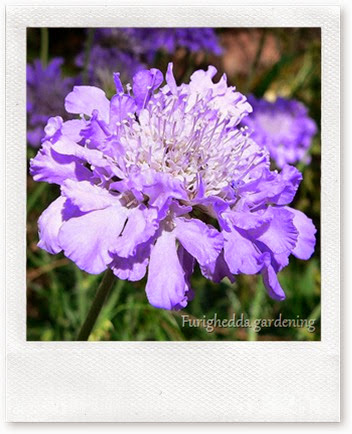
xmin=95 ymin=28 xmax=222 ymax=61
xmin=27 ymin=58 xmax=75 ymax=148
xmin=30 ymin=64 xmax=316 ymax=310
xmin=242 ymin=96 xmax=318 ymax=168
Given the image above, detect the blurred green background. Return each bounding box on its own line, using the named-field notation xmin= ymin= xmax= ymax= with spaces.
xmin=27 ymin=27 xmax=321 ymax=341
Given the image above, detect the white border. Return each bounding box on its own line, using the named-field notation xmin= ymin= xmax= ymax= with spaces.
xmin=5 ymin=5 xmax=340 ymax=422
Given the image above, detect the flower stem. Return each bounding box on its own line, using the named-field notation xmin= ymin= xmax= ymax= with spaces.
xmin=27 ymin=181 xmax=48 ymax=215
xmin=248 ymin=276 xmax=265 ymax=341
xmin=82 ymin=28 xmax=95 ymax=85
xmin=76 ymin=269 xmax=116 ymax=341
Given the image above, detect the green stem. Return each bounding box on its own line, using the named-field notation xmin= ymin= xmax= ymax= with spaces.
xmin=82 ymin=28 xmax=95 ymax=85
xmin=77 ymin=269 xmax=116 ymax=341
xmin=40 ymin=28 xmax=49 ymax=67
xmin=248 ymin=277 xmax=265 ymax=341
xmin=27 ymin=181 xmax=48 ymax=215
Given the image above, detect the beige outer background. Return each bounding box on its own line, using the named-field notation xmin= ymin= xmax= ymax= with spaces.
xmin=5 ymin=5 xmax=340 ymax=422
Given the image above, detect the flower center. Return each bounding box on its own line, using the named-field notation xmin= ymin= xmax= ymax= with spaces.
xmin=116 ymin=91 xmax=262 ymax=198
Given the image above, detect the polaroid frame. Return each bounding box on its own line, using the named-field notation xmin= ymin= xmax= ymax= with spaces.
xmin=6 ymin=5 xmax=340 ymax=422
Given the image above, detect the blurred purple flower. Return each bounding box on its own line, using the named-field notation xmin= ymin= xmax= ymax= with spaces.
xmin=30 ymin=64 xmax=316 ymax=310
xmin=27 ymin=58 xmax=75 ymax=148
xmin=96 ymin=27 xmax=222 ymax=60
xmin=75 ymin=45 xmax=145 ymax=89
xmin=242 ymin=96 xmax=318 ymax=168
xmin=77 ymin=28 xmax=222 ymax=90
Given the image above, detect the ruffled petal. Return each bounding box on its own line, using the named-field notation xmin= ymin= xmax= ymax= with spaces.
xmin=174 ymin=217 xmax=223 ymax=267
xmin=274 ymin=165 xmax=303 ymax=205
xmin=37 ymin=196 xmax=66 ymax=254
xmin=261 ymin=254 xmax=286 ymax=301
xmin=61 ymin=119 xmax=86 ymax=142
xmin=52 ymin=136 xmax=125 ymax=179
xmin=65 ymin=86 xmax=110 ymax=123
xmin=61 ymin=179 xmax=120 ymax=213
xmin=239 ymin=165 xmax=302 ymax=208
xmin=145 ymin=231 xmax=191 ymax=310
xmin=58 ymin=205 xmax=128 ymax=274
xmin=37 ymin=196 xmax=83 ymax=254
xmin=111 ymin=205 xmax=159 ymax=258
xmin=223 ymin=227 xmax=263 ymax=274
xmin=224 ymin=208 xmax=272 ymax=231
xmin=42 ymin=117 xmax=86 ymax=145
xmin=286 ymin=207 xmax=316 ymax=260
xmin=110 ymin=255 xmax=149 ymax=281
xmin=30 ymin=141 xmax=91 ymax=185
xmin=250 ymin=207 xmax=298 ymax=255
xmin=200 ymin=251 xmax=235 ymax=283
xmin=110 ymin=241 xmax=151 ymax=281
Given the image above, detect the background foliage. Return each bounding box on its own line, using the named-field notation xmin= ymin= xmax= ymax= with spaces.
xmin=27 ymin=27 xmax=321 ymax=341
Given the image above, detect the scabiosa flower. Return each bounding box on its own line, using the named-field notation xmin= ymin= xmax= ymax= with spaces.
xmin=27 ymin=58 xmax=75 ymax=147
xmin=242 ymin=96 xmax=318 ymax=168
xmin=30 ymin=64 xmax=316 ymax=310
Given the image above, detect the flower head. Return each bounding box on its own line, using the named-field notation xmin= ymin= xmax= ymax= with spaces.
xmin=30 ymin=64 xmax=316 ymax=310
xmin=242 ymin=96 xmax=317 ymax=168
xmin=27 ymin=58 xmax=75 ymax=147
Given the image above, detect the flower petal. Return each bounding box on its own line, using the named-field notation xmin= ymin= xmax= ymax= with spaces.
xmin=37 ymin=196 xmax=66 ymax=254
xmin=224 ymin=208 xmax=272 ymax=231
xmin=223 ymin=227 xmax=263 ymax=274
xmin=133 ymin=68 xmax=163 ymax=109
xmin=52 ymin=135 xmax=125 ymax=179
xmin=61 ymin=119 xmax=86 ymax=142
xmin=109 ymin=94 xmax=136 ymax=128
xmin=174 ymin=217 xmax=223 ymax=267
xmin=251 ymin=207 xmax=298 ymax=255
xmin=59 ymin=205 xmax=127 ymax=274
xmin=239 ymin=165 xmax=302 ymax=208
xmin=112 ymin=205 xmax=159 ymax=258
xmin=65 ymin=86 xmax=110 ymax=123
xmin=200 ymin=251 xmax=235 ymax=283
xmin=177 ymin=245 xmax=195 ymax=302
xmin=286 ymin=207 xmax=316 ymax=260
xmin=30 ymin=141 xmax=91 ymax=185
xmin=110 ymin=242 xmax=151 ymax=281
xmin=261 ymin=254 xmax=286 ymax=301
xmin=37 ymin=196 xmax=83 ymax=254
xmin=145 ymin=231 xmax=190 ymax=310
xmin=61 ymin=179 xmax=120 ymax=213
xmin=273 ymin=165 xmax=303 ymax=205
